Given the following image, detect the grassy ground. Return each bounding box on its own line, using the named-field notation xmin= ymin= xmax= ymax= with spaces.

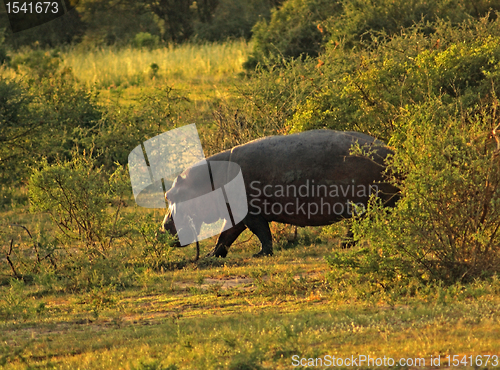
xmin=2 ymin=237 xmax=500 ymax=369
xmin=61 ymin=40 xmax=251 ymax=90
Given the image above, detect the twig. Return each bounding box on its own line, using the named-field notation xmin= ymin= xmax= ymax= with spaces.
xmin=10 ymin=223 xmax=32 ymax=239
xmin=187 ymin=216 xmax=199 ymax=262
xmin=232 ymin=234 xmax=255 ymax=246
xmin=10 ymin=223 xmax=40 ymax=263
xmin=10 ymin=224 xmax=41 ymax=263
xmin=5 ymin=239 xmax=20 ymax=279
xmin=492 ymin=121 xmax=500 ymax=151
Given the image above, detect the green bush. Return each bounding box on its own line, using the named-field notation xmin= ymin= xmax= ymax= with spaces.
xmin=0 ymin=77 xmax=33 ymax=185
xmin=0 ymin=56 xmax=103 ymax=186
xmin=327 ymin=100 xmax=500 ymax=285
xmin=29 ymin=154 xmax=130 ymax=259
xmin=246 ymin=0 xmax=500 ymax=68
xmin=135 ymin=213 xmax=178 ymax=269
xmin=201 ymin=58 xmax=317 ymax=154
xmin=0 ymin=280 xmax=35 ymax=321
xmin=24 ymin=153 xmax=145 ymax=291
xmin=290 ymin=14 xmax=500 ymax=285
xmin=289 ymin=15 xmax=500 ymax=139
xmin=10 ymin=49 xmax=62 ymax=78
xmin=84 ymin=86 xmax=188 ymax=173
xmin=132 ymin=32 xmax=160 ymax=49
xmin=327 ymin=0 xmax=500 ymax=47
xmin=193 ymin=0 xmax=271 ymax=41
xmin=245 ymin=0 xmax=340 ymax=68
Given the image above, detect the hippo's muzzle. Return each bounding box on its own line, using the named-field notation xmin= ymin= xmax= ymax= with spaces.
xmin=158 ymin=211 xmax=182 ymax=248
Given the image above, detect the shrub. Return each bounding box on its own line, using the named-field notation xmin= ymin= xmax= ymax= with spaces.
xmin=134 ymin=213 xmax=178 ymax=269
xmin=193 ymin=0 xmax=271 ymax=42
xmin=0 ymin=57 xmax=103 ymax=186
xmin=327 ymin=0 xmax=500 ymax=47
xmin=201 ymin=58 xmax=317 ymax=154
xmin=0 ymin=77 xmax=33 ymax=185
xmin=289 ymin=15 xmax=500 ymax=140
xmin=244 ymin=0 xmax=340 ymax=68
xmin=299 ymin=14 xmax=500 ymax=285
xmin=85 ymin=86 xmax=188 ymax=173
xmin=0 ymin=280 xmax=35 ymax=321
xmin=328 ymin=101 xmax=500 ymax=285
xmin=10 ymin=49 xmax=62 ymax=78
xmin=246 ymin=0 xmax=500 ymax=68
xmin=29 ymin=154 xmax=131 ymax=259
xmin=133 ymin=33 xmax=160 ymax=49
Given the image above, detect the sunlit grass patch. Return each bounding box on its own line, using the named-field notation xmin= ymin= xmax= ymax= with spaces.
xmin=60 ymin=40 xmax=251 ymax=89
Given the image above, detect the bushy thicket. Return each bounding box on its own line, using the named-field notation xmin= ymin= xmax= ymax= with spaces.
xmin=246 ymin=0 xmax=500 ymax=67
xmin=1 ymin=153 xmax=177 ymax=292
xmin=0 ymin=51 xmax=102 ymax=186
xmin=29 ymin=156 xmax=130 ymax=259
xmin=0 ymin=50 xmax=188 ymax=188
xmin=201 ymin=58 xmax=317 ymax=155
xmin=320 ymin=16 xmax=500 ymax=285
xmin=327 ymin=101 xmax=500 ymax=286
xmin=244 ymin=0 xmax=341 ymax=69
xmin=0 ymin=51 xmax=187 ymax=289
xmin=289 ymin=16 xmax=500 ymax=138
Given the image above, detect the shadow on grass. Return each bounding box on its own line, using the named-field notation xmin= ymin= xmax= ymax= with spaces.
xmin=155 ymin=256 xmax=251 ymax=272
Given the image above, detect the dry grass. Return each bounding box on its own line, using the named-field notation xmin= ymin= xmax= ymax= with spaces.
xmin=60 ymin=40 xmax=251 ymax=89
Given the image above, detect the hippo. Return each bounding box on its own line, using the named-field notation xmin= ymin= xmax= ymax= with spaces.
xmin=160 ymin=130 xmax=399 ymax=257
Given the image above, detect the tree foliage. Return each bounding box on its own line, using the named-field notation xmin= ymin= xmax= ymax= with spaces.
xmin=0 ymin=0 xmax=280 ymax=47
xmin=289 ymin=16 xmax=500 ymax=139
xmin=245 ymin=0 xmax=500 ymax=68
xmin=0 ymin=51 xmax=102 ymax=185
xmin=244 ymin=0 xmax=340 ymax=68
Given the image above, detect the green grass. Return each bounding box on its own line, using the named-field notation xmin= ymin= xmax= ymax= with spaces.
xmin=1 ymin=242 xmax=500 ymax=369
xmin=61 ymin=40 xmax=251 ymax=89
xmin=2 ymin=201 xmax=500 ymax=369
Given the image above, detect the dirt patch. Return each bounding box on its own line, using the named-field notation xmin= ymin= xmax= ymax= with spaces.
xmin=175 ymin=277 xmax=254 ymax=290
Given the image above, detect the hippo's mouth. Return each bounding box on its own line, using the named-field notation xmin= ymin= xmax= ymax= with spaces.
xmin=161 ymin=202 xmax=202 ymax=247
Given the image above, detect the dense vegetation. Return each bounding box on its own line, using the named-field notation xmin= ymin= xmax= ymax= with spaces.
xmin=1 ymin=0 xmax=500 ymax=368
xmin=0 ymin=0 xmax=283 ymax=48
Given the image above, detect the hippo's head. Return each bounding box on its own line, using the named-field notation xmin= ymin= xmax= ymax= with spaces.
xmin=159 ymin=203 xmax=181 ymax=248
xmin=158 ymin=160 xmax=228 ymax=247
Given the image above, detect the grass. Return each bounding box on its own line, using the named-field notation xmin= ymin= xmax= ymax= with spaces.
xmin=61 ymin=40 xmax=251 ymax=89
xmin=1 ymin=242 xmax=500 ymax=369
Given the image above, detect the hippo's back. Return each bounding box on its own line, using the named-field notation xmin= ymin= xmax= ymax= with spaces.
xmin=205 ymin=130 xmax=395 ymax=226
xmin=212 ymin=130 xmax=390 ymax=183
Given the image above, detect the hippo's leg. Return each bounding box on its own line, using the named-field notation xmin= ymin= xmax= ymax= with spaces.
xmin=206 ymin=221 xmax=247 ymax=258
xmin=243 ymin=215 xmax=273 ymax=257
